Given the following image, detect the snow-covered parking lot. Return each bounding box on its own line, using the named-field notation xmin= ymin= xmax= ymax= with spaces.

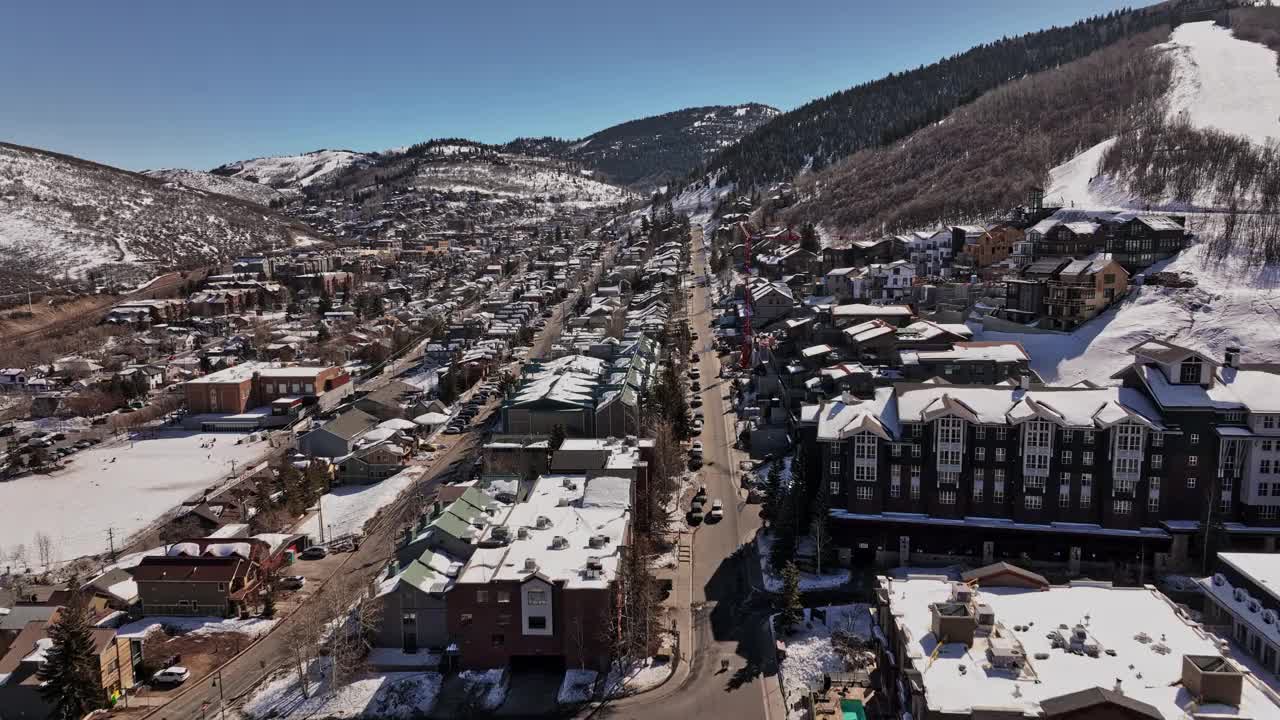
xmin=0 ymin=430 xmax=268 ymax=565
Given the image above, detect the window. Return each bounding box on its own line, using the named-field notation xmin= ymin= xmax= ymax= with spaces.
xmin=1224 ymin=410 xmax=1246 ymax=424
xmin=527 ymin=590 xmax=547 ymax=605
xmin=973 ymin=474 xmax=985 ymax=502
xmin=498 ymin=591 xmax=511 ymax=604
xmin=1082 ymin=451 xmax=1094 ymax=465
xmin=995 ymin=448 xmax=1007 ymax=462
xmin=1060 ymin=485 xmax=1071 ymax=507
xmin=1264 ymin=440 xmax=1274 ymax=452
xmin=1261 ymin=506 xmax=1280 ymax=521
xmin=1116 ymin=425 xmax=1143 ymax=453
xmin=996 ymin=428 xmax=1008 ymax=441
xmin=461 ymin=613 xmax=474 ymax=626
xmin=939 ymin=449 xmax=962 ymax=466
xmin=527 ymin=616 xmax=548 ymax=630
xmin=1190 ymin=433 xmax=1200 ymax=445
xmin=1151 ymin=432 xmax=1163 ymax=447
xmin=939 ymin=490 xmax=957 ymax=505
xmin=1062 ymin=451 xmax=1072 ymax=465
xmin=854 ymin=464 xmax=876 ymax=482
xmin=217 ymin=583 xmax=227 ymax=592
xmin=910 ymin=466 xmax=921 ymax=499
xmin=856 ymin=486 xmax=873 ymax=501
xmin=890 ymin=476 xmax=902 ymax=498
xmin=910 ymin=423 xmax=922 ymax=437
xmin=492 ymin=633 xmax=505 ymax=647
xmin=891 ymin=444 xmax=903 ymax=457
xmin=1179 ymin=358 xmax=1203 ymax=384
xmin=1116 ymin=457 xmax=1141 ymax=475
xmin=1262 ymin=484 xmax=1271 ymax=497
xmin=402 ymin=612 xmax=417 ymax=626
xmin=1188 ymin=456 xmax=1198 ymax=468
xmin=498 ymin=613 xmax=512 ymax=627
xmin=1081 ymin=473 xmax=1093 ymax=508
xmin=975 ymin=426 xmax=987 ymax=440
xmin=911 ymin=444 xmax=921 ymax=458
xmin=829 ymin=480 xmax=842 ymax=494
xmin=477 ymin=590 xmax=489 ymax=603
xmin=1063 ymin=429 xmax=1075 ymax=443
xmin=1262 ymin=459 xmax=1274 ymax=475
xmin=1187 ymin=476 xmax=1197 ymax=489
xmin=1114 ymin=500 xmax=1132 ymax=515
xmin=1082 ymin=431 xmax=1095 ymax=445
xmin=938 ymin=470 xmax=959 ymax=485
xmin=974 ymin=446 xmax=986 ymax=461
xmin=829 ymin=460 xmax=842 ymax=476
xmin=1025 ymin=495 xmax=1043 ymax=510
xmin=1265 ymin=416 xmax=1277 ymax=430
xmin=854 ymin=434 xmax=876 ymax=459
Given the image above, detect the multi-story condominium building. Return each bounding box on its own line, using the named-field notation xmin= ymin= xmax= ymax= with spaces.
xmin=1199 ymin=553 xmax=1280 ymax=677
xmin=798 ymin=339 xmax=1280 ymax=576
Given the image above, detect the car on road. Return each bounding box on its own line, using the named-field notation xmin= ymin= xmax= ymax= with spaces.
xmin=689 ymin=367 xmax=700 ymax=378
xmin=708 ymin=499 xmax=724 ymax=522
xmin=690 ymin=397 xmax=703 ymax=409
xmin=690 ymin=380 xmax=700 ymax=392
xmin=691 ymin=418 xmax=704 ymax=433
xmin=690 ymin=440 xmax=704 ymax=455
xmin=300 ymin=546 xmax=328 ymax=560
xmin=279 ymin=575 xmax=306 ymax=590
xmin=153 ymin=666 xmax=191 ymax=685
xmin=445 ymin=425 xmax=464 ymax=434
xmin=688 ymin=507 xmax=704 ymax=525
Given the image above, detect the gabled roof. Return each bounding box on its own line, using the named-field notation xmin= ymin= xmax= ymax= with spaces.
xmin=1038 ymin=687 xmax=1161 ymax=719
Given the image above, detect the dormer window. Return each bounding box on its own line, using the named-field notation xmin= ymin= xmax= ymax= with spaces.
xmin=1179 ymin=357 xmax=1203 ymax=384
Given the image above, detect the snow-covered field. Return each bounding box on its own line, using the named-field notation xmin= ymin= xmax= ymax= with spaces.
xmin=239 ymin=662 xmax=442 ymax=720
xmin=144 ymin=168 xmax=299 ymax=207
xmin=976 ymin=242 xmax=1280 ymax=384
xmin=777 ymin=604 xmax=874 ymax=720
xmin=117 ymin=615 xmax=277 ymax=640
xmin=0 ymin=430 xmax=269 ymax=565
xmin=299 ymin=465 xmax=424 ymax=540
xmin=603 ymin=656 xmax=674 ymax=697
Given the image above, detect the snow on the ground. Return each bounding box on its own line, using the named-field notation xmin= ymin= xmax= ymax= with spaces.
xmin=1044 ymin=138 xmax=1125 ymax=210
xmin=300 ymin=466 xmax=424 ymax=539
xmin=0 ymin=430 xmax=269 ymax=565
xmin=757 ymin=532 xmax=850 ymax=593
xmin=557 ymin=669 xmax=599 ymax=704
xmin=1162 ymin=21 xmax=1280 ymax=146
xmin=778 ymin=604 xmax=875 ymax=719
xmin=214 ymin=149 xmax=373 ymax=189
xmin=459 ymin=668 xmax=508 ymax=710
xmin=603 ymin=657 xmax=674 ymax=697
xmin=974 ymin=242 xmax=1280 ymax=384
xmin=239 ymin=660 xmax=442 ymax=720
xmin=116 ymin=615 xmax=277 ymax=640
xmin=144 ymin=168 xmax=297 ymax=206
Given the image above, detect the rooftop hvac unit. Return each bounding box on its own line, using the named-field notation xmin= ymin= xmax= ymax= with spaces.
xmin=551 ymin=536 xmax=569 ymax=550
xmin=517 ymin=527 xmax=530 ymax=540
xmin=491 ymin=525 xmax=510 ymax=541
xmin=523 ymin=558 xmax=538 ymax=573
xmin=1213 ymin=573 xmax=1227 ymax=587
xmin=536 ymin=516 xmax=552 ymax=530
xmin=1234 ymin=587 xmax=1248 ymax=603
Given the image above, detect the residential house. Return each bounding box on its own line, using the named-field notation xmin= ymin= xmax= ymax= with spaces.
xmin=0 ymin=618 xmax=137 ymax=717
xmin=299 ymin=408 xmax=382 ymax=458
xmin=131 ymin=538 xmax=273 ymax=617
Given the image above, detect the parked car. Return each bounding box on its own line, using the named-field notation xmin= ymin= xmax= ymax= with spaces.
xmin=691 ymin=441 xmax=704 ymax=456
xmin=690 ymin=398 xmax=703 ymax=409
xmin=445 ymin=425 xmax=463 ymax=434
xmin=300 ymin=546 xmax=328 ymax=560
xmin=279 ymin=575 xmax=306 ymax=590
xmin=708 ymin=499 xmax=724 ymax=522
xmin=688 ymin=508 xmax=704 ymax=525
xmin=691 ymin=418 xmax=704 ymax=433
xmin=153 ymin=666 xmax=191 ymax=685
xmin=690 ymin=381 xmax=700 ymax=392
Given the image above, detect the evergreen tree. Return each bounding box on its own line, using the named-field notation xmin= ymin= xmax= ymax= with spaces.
xmin=770 ymin=486 xmax=799 ymax=574
xmin=799 ymin=223 xmax=819 ymax=254
xmin=763 ymin=460 xmax=786 ymax=524
xmin=549 ymin=424 xmax=567 ymax=452
xmin=38 ymin=583 xmax=103 ymax=718
xmin=774 ymin=562 xmax=804 ymax=637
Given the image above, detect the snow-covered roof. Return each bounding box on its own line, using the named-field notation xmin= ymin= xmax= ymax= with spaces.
xmin=458 ymin=473 xmax=630 ymax=590
xmin=907 ymin=342 xmax=1029 ymax=365
xmin=1135 ymin=364 xmax=1280 ymax=413
xmin=894 ymin=384 xmax=1162 ymax=430
xmin=882 ymin=574 xmax=1280 ymax=718
xmin=1215 ymin=553 xmax=1280 ymax=604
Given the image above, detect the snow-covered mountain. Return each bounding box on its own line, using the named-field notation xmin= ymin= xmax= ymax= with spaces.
xmin=144 ymin=167 xmax=301 ymax=207
xmin=0 ymin=143 xmax=321 ymax=287
xmin=505 ymin=103 xmax=779 ymax=189
xmin=210 ymin=148 xmax=375 ymax=189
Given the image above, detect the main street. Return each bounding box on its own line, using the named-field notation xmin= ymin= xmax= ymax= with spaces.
xmin=594 ymin=225 xmax=783 ymax=720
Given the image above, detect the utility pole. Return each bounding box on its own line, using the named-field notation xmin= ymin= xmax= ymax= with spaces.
xmin=107 ymin=528 xmax=117 ymax=562
xmin=317 ymin=498 xmax=326 ymax=544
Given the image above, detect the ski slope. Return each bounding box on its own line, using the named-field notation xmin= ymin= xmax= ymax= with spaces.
xmin=1047 ymin=21 xmax=1280 ymax=209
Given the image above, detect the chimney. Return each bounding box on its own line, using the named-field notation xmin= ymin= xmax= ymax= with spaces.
xmin=1224 ymin=346 xmax=1241 ymax=369
xmin=1019 ymin=374 xmax=1031 ymax=391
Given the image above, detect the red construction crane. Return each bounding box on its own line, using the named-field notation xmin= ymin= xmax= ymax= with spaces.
xmin=739 ymin=221 xmax=753 ymax=369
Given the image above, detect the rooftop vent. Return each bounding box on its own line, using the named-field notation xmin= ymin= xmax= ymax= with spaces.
xmin=517 ymin=527 xmax=530 ymax=540
xmin=589 ymin=535 xmax=606 ymax=549
xmin=551 ymin=535 xmax=569 ymax=550
xmin=536 ymin=515 xmax=552 ymax=530
xmin=523 ymin=558 xmax=538 ymax=573
xmin=491 ymin=525 xmax=510 ymax=542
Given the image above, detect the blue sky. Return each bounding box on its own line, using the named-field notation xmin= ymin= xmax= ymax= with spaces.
xmin=1 ymin=0 xmax=1137 ymax=171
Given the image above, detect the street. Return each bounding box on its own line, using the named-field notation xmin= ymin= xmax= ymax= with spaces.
xmin=591 ymin=226 xmax=782 ymax=720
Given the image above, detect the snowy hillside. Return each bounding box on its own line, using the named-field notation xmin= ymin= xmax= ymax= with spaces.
xmin=211 ymin=148 xmax=374 ymax=189
xmin=144 ymin=167 xmax=300 ymax=207
xmin=411 ymin=153 xmax=630 ymax=206
xmin=977 ymin=242 xmax=1280 ymax=384
xmin=0 ymin=143 xmax=319 ymax=281
xmin=1047 ymin=21 xmax=1280 ymax=210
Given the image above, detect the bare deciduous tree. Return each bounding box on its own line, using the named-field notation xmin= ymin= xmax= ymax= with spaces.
xmin=34 ymin=532 xmax=54 ymax=572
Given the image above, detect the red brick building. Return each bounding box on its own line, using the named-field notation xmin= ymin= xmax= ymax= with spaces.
xmin=184 ymin=363 xmax=347 ymax=414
